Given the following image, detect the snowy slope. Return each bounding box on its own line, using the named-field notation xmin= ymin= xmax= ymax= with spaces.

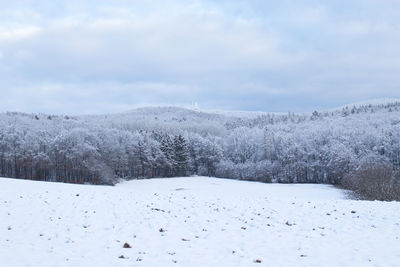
xmin=1 ymin=177 xmax=399 ymax=267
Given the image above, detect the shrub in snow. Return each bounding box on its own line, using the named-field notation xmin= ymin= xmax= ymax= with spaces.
xmin=342 ymin=154 xmax=400 ymax=201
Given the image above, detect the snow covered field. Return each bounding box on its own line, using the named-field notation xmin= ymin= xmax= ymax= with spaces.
xmin=1 ymin=177 xmax=399 ymax=267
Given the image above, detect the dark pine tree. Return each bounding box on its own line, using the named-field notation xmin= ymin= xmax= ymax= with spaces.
xmin=173 ymin=135 xmax=189 ymax=177
xmin=160 ymin=134 xmax=174 ymax=177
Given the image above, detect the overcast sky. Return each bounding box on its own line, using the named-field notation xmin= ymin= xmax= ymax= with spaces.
xmin=0 ymin=0 xmax=399 ymax=114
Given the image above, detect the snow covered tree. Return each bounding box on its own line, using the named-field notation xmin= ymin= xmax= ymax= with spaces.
xmin=172 ymin=135 xmax=189 ymax=177
xmin=0 ymin=101 xmax=399 ymax=198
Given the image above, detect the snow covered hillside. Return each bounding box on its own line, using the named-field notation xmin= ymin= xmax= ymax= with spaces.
xmin=2 ymin=101 xmax=400 ymax=186
xmin=1 ymin=177 xmax=399 ymax=266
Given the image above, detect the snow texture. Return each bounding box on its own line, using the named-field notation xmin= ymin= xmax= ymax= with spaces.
xmin=1 ymin=176 xmax=399 ymax=266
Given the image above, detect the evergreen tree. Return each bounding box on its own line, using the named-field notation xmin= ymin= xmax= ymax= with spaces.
xmin=173 ymin=135 xmax=189 ymax=176
xmin=160 ymin=134 xmax=174 ymax=177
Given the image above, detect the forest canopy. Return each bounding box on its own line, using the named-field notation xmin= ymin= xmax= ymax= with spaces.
xmin=0 ymin=102 xmax=399 ymax=200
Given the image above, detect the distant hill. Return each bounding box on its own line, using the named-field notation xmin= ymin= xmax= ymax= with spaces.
xmin=0 ymin=100 xmax=399 ymax=193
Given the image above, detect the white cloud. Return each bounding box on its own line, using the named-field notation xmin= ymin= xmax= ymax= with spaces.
xmin=1 ymin=7 xmax=285 ymax=75
xmin=0 ymin=0 xmax=399 ymax=113
xmin=0 ymin=26 xmax=41 ymax=41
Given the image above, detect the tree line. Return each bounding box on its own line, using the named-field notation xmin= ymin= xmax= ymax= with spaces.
xmin=0 ymin=103 xmax=399 ymax=200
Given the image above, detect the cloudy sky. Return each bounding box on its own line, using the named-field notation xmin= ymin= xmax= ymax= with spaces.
xmin=0 ymin=0 xmax=399 ymax=114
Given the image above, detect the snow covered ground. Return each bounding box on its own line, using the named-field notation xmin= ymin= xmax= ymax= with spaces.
xmin=1 ymin=177 xmax=399 ymax=267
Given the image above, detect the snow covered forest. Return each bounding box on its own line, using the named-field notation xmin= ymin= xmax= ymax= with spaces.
xmin=1 ymin=102 xmax=399 ymax=199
